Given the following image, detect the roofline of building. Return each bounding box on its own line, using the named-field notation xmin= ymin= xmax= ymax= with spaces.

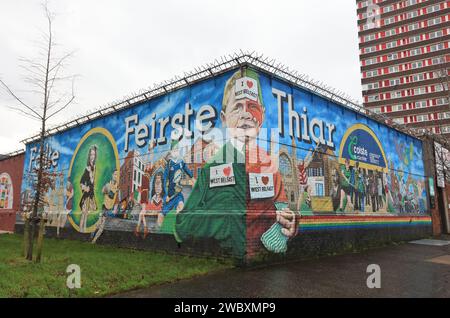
xmin=0 ymin=149 xmax=25 ymax=162
xmin=20 ymin=51 xmax=450 ymax=149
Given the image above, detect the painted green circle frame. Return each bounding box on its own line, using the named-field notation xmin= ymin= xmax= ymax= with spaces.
xmin=67 ymin=127 xmax=120 ymax=233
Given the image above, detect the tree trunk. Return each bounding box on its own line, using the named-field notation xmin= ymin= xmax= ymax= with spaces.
xmin=26 ymin=128 xmax=46 ymax=261
xmin=23 ymin=217 xmax=30 ymax=257
xmin=35 ymin=216 xmax=46 ymax=263
xmin=26 ymin=221 xmax=36 ymax=261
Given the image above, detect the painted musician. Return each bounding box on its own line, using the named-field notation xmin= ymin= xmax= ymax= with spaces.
xmin=91 ymin=169 xmax=119 ymax=244
xmin=174 ymin=68 xmax=298 ymax=259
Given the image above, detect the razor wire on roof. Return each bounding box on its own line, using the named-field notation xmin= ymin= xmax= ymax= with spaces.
xmin=20 ymin=50 xmax=450 ymax=149
xmin=241 ymin=52 xmax=449 ymax=149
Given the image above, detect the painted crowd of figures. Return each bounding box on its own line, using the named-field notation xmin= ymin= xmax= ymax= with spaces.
xmin=328 ymin=159 xmax=426 ymax=214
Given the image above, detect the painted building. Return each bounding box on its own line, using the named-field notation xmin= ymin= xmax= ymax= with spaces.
xmin=184 ymin=138 xmax=220 ymax=180
xmin=356 ymin=0 xmax=450 ymax=137
xmin=0 ymin=151 xmax=24 ymax=232
xmin=15 ymin=56 xmax=434 ymax=263
xmin=119 ymin=150 xmax=144 ymax=201
xmin=278 ymin=144 xmax=299 ymax=211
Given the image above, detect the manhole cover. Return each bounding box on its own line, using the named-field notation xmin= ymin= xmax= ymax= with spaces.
xmin=409 ymin=239 xmax=450 ymax=246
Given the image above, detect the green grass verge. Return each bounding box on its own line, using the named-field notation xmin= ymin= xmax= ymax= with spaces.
xmin=0 ymin=234 xmax=233 ymax=298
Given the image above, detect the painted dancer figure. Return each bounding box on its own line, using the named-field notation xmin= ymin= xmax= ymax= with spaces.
xmin=79 ymin=145 xmax=97 ymax=233
xmin=175 ymin=68 xmax=298 ymax=258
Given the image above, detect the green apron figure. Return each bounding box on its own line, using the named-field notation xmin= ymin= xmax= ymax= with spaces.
xmin=174 ymin=68 xmax=298 ymax=259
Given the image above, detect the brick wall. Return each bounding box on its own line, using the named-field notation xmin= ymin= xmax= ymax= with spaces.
xmin=15 ymin=218 xmax=432 ymax=266
xmin=421 ymin=137 xmax=442 ymax=235
xmin=0 ymin=153 xmax=24 ymax=232
xmin=444 ymin=182 xmax=450 ymax=233
xmin=447 ymin=183 xmax=450 ymax=218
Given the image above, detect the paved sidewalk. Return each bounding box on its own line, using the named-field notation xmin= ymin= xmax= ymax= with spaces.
xmin=112 ymin=239 xmax=450 ymax=298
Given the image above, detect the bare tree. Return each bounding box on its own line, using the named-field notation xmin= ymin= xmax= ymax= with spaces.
xmin=0 ymin=2 xmax=76 ymax=262
xmin=435 ymin=142 xmax=450 ymax=187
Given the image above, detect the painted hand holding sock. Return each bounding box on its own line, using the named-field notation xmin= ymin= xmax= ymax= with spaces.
xmin=261 ymin=202 xmax=292 ymax=254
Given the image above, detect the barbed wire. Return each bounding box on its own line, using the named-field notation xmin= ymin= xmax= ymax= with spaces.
xmin=19 ymin=50 xmax=449 ymax=150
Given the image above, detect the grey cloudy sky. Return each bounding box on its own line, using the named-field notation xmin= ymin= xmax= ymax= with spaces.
xmin=0 ymin=0 xmax=362 ymax=153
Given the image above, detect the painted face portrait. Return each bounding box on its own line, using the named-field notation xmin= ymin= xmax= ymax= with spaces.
xmin=154 ymin=175 xmax=162 ymax=195
xmin=88 ymin=146 xmax=97 ymax=167
xmin=171 ymin=146 xmax=181 ymax=160
xmin=221 ymin=70 xmax=265 ymax=143
xmin=221 ymin=91 xmax=262 ymax=141
xmin=112 ymin=170 xmax=119 ymax=184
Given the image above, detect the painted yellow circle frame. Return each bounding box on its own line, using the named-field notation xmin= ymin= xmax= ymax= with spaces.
xmin=338 ymin=123 xmax=389 ymax=173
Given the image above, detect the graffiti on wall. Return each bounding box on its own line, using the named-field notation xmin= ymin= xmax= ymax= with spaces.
xmin=20 ymin=67 xmax=430 ymax=258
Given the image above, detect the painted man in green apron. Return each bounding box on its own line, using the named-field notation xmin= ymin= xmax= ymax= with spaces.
xmin=173 ymin=68 xmax=298 ymax=259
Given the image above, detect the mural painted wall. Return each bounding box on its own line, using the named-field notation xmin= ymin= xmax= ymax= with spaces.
xmin=19 ymin=67 xmax=431 ymax=259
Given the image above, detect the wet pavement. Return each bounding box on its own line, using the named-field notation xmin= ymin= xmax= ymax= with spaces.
xmin=112 ymin=239 xmax=450 ymax=298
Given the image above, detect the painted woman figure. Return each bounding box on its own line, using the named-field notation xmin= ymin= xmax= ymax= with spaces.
xmin=135 ymin=171 xmax=165 ymax=238
xmin=79 ymin=145 xmax=98 ymax=233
